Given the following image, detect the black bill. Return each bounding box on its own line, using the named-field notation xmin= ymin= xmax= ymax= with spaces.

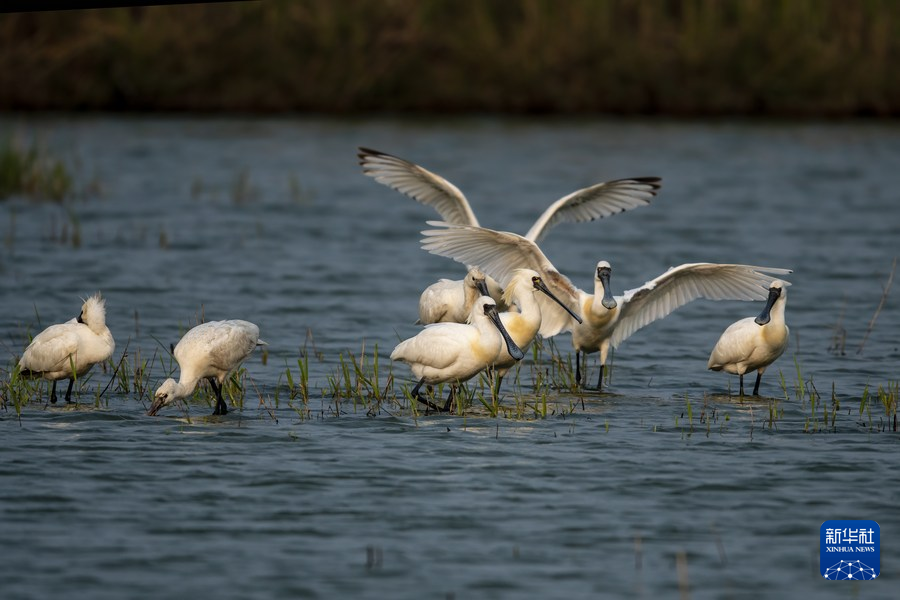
xmin=485 ymin=302 xmax=525 ymax=361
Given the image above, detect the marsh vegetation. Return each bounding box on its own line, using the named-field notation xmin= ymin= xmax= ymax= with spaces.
xmin=1 ymin=1 xmax=899 ymax=115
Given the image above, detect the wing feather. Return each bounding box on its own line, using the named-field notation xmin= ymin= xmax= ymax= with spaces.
xmin=358 ymin=147 xmax=479 ymax=226
xmin=19 ymin=325 xmax=80 ymax=373
xmin=525 ymin=177 xmax=661 ymax=242
xmin=420 ymin=222 xmax=582 ymax=336
xmin=610 ymin=263 xmax=793 ymax=347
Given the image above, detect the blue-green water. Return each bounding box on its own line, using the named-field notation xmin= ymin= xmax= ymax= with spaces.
xmin=1 ymin=117 xmax=898 ymax=598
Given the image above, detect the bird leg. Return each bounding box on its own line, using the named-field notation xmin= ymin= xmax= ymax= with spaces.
xmin=442 ymin=385 xmax=456 ymax=413
xmin=64 ymin=378 xmax=75 ymax=403
xmin=209 ymin=377 xmax=228 ymax=415
xmin=739 ymin=374 xmax=745 ymax=397
xmin=597 ymin=365 xmax=605 ymax=392
xmin=752 ymin=371 xmax=763 ymax=396
xmin=411 ymin=378 xmax=448 ymax=413
xmin=50 ymin=380 xmax=58 ymax=404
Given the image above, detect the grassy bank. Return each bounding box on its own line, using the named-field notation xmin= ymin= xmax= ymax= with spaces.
xmin=1 ymin=0 xmax=899 ymax=115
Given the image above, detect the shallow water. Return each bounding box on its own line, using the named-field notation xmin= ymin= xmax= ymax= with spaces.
xmin=1 ymin=116 xmax=899 ymax=598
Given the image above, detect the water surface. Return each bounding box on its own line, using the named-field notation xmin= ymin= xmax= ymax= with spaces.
xmin=1 ymin=116 xmax=898 ymax=598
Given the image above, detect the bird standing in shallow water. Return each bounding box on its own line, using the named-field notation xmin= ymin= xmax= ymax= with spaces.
xmin=708 ymin=280 xmax=790 ymax=396
xmin=18 ymin=293 xmax=115 ymax=404
xmin=420 ymin=221 xmax=792 ymax=390
xmin=391 ymin=296 xmax=525 ymax=412
xmin=490 ymin=269 xmax=582 ymax=392
xmin=148 ymin=320 xmax=266 ymax=416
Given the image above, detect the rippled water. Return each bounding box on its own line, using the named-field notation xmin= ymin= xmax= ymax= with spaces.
xmin=1 ymin=116 xmax=899 ymax=598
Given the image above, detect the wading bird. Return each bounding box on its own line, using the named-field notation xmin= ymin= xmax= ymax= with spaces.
xmin=417 ymin=267 xmax=497 ymax=324
xmin=359 ymin=147 xmax=660 ymax=323
xmin=391 ymin=296 xmax=525 ymax=412
xmin=708 ymin=280 xmax=790 ymax=396
xmin=420 ymin=222 xmax=792 ymax=389
xmin=18 ymin=293 xmax=115 ymax=404
xmin=490 ymin=268 xmax=582 ymax=391
xmin=148 ymin=320 xmax=266 ymax=416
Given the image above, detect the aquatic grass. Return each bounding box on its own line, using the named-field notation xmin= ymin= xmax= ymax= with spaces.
xmin=828 ymin=302 xmax=848 ymax=356
xmin=223 ymin=367 xmax=247 ymax=411
xmin=244 ymin=371 xmax=279 ymax=422
xmin=861 ymin=381 xmax=899 ymax=432
xmin=288 ymin=175 xmax=315 ymax=204
xmin=878 ymin=382 xmax=898 ymax=431
xmin=765 ymin=397 xmax=783 ymax=430
xmin=829 ymin=383 xmax=840 ymax=432
xmin=792 ymin=356 xmax=806 ymax=403
xmin=860 ymin=383 xmax=874 ymax=430
xmin=857 ymin=257 xmax=896 ymax=355
xmin=0 ymin=139 xmax=73 ymax=202
xmin=2 ymin=363 xmax=30 ymax=420
xmin=231 ymin=168 xmax=259 ymax=205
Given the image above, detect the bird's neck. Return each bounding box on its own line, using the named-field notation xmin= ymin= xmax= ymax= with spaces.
xmin=86 ymin=320 xmax=108 ymax=336
xmin=500 ymin=310 xmax=537 ymax=348
xmin=515 ymin=289 xmax=540 ymax=317
xmin=768 ymin=298 xmax=787 ymax=326
xmin=174 ymin=374 xmax=201 ymax=399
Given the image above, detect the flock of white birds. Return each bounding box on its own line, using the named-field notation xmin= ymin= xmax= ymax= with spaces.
xmin=360 ymin=147 xmax=791 ymax=410
xmin=14 ymin=147 xmax=791 ymax=416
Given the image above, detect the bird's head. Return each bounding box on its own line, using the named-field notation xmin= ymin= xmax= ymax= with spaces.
xmin=148 ymin=379 xmax=179 ymax=416
xmin=595 ymin=261 xmax=617 ymax=310
xmin=77 ymin=293 xmax=107 ymax=332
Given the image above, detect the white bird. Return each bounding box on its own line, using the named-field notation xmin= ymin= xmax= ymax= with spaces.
xmin=708 ymin=280 xmax=790 ymax=396
xmin=491 ymin=268 xmax=582 ymax=389
xmin=417 ymin=267 xmax=501 ymax=324
xmin=18 ymin=293 xmax=115 ymax=404
xmin=359 ymin=147 xmax=661 ymax=323
xmin=420 ymin=222 xmax=792 ymax=389
xmin=148 ymin=320 xmax=266 ymax=416
xmin=391 ymin=296 xmax=525 ymax=412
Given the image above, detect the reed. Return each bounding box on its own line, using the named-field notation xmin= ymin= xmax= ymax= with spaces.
xmin=2 ymin=1 xmax=898 ymax=115
xmin=0 ymin=139 xmax=73 ymax=202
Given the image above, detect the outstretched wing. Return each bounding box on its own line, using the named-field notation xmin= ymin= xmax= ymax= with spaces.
xmin=358 ymin=147 xmax=479 ymax=226
xmin=611 ymin=263 xmax=793 ymax=348
xmin=420 ymin=221 xmax=581 ymax=336
xmin=525 ymin=177 xmax=661 ymax=242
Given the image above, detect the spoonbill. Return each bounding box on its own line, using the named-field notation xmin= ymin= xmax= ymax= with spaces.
xmin=420 ymin=222 xmax=792 ymax=389
xmin=491 ymin=268 xmax=582 ymax=390
xmin=391 ymin=296 xmax=525 ymax=412
xmin=417 ymin=267 xmax=499 ymax=324
xmin=18 ymin=293 xmax=115 ymax=404
xmin=708 ymin=280 xmax=790 ymax=396
xmin=148 ymin=320 xmax=266 ymax=416
xmin=359 ymin=147 xmax=660 ymax=323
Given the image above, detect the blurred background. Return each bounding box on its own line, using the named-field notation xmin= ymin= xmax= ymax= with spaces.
xmin=2 ymin=4 xmax=900 ymax=599
xmin=1 ymin=0 xmax=898 ymax=116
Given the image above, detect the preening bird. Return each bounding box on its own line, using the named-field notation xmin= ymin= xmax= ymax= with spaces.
xmin=417 ymin=267 xmax=499 ymax=324
xmin=708 ymin=280 xmax=790 ymax=396
xmin=359 ymin=146 xmax=660 ymax=323
xmin=391 ymin=296 xmax=525 ymax=412
xmin=148 ymin=320 xmax=266 ymax=416
xmin=18 ymin=293 xmax=115 ymax=404
xmin=420 ymin=221 xmax=792 ymax=389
